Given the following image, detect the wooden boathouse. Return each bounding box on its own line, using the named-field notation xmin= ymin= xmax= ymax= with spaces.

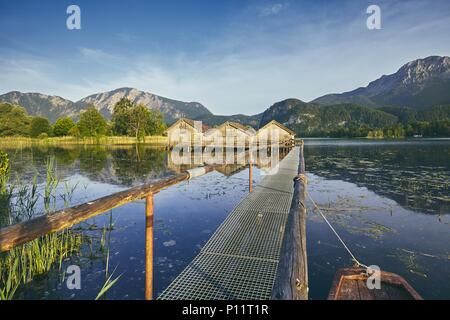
xmin=166 ymin=118 xmax=295 ymax=149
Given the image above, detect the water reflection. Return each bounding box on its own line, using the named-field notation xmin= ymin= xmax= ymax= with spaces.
xmin=304 ymin=139 xmax=450 ymax=215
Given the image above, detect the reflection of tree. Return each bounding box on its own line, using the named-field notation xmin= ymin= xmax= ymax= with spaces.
xmin=305 ymin=143 xmax=450 ymax=215
xmin=111 ymin=146 xmax=168 ymax=186
xmin=78 ymin=146 xmax=108 ymax=175
xmin=52 ymin=147 xmax=80 ymax=166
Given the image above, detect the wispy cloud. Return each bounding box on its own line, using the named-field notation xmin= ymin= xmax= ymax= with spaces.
xmin=259 ymin=3 xmax=287 ymax=17
xmin=79 ymin=47 xmax=117 ymax=61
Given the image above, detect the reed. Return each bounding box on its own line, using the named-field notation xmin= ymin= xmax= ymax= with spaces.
xmin=0 ymin=229 xmax=83 ymax=300
xmin=0 ymin=136 xmax=168 ymax=148
xmin=44 ymin=156 xmax=59 ymax=212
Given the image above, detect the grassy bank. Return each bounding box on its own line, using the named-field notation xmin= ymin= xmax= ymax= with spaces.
xmin=0 ymin=136 xmax=168 ymax=148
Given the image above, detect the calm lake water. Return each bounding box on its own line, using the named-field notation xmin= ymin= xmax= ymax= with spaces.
xmin=1 ymin=139 xmax=449 ymax=300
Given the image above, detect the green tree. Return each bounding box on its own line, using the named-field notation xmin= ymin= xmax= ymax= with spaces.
xmin=111 ymin=99 xmax=167 ymax=138
xmin=129 ymin=104 xmax=152 ymax=140
xmin=68 ymin=125 xmax=81 ymax=138
xmin=147 ymin=110 xmax=167 ymax=135
xmin=53 ymin=117 xmax=75 ymax=136
xmin=77 ymin=107 xmax=107 ymax=137
xmin=112 ymin=98 xmax=133 ymax=135
xmin=0 ymin=103 xmax=31 ymax=136
xmin=30 ymin=116 xmax=51 ymax=138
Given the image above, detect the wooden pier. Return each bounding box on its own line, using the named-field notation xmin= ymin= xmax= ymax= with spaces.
xmin=158 ymin=144 xmax=307 ymax=299
xmin=0 ymin=142 xmax=307 ymax=300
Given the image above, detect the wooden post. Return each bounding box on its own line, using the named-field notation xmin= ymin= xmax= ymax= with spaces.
xmin=145 ymin=192 xmax=154 ymax=300
xmin=271 ymin=140 xmax=308 ymax=300
xmin=249 ymin=156 xmax=253 ymax=193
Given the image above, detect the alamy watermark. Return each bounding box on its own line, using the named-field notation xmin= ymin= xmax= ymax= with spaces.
xmin=367 ymin=5 xmax=381 ymax=30
xmin=66 ymin=5 xmax=81 ymax=30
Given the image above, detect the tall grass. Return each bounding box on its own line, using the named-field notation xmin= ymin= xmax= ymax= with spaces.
xmin=44 ymin=156 xmax=59 ymax=212
xmin=0 ymin=136 xmax=168 ymax=148
xmin=0 ymin=229 xmax=83 ymax=300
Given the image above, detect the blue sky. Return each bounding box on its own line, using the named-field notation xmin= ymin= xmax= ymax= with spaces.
xmin=1 ymin=0 xmax=450 ymax=115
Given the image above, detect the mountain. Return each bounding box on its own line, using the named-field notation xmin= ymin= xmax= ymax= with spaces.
xmin=0 ymin=91 xmax=81 ymax=122
xmin=313 ymin=56 xmax=450 ymax=110
xmin=196 ymin=113 xmax=263 ymax=128
xmin=260 ymin=98 xmax=398 ymax=136
xmin=76 ymin=87 xmax=212 ymax=123
xmin=378 ymin=105 xmax=450 ymax=123
xmin=0 ymin=88 xmax=212 ymax=124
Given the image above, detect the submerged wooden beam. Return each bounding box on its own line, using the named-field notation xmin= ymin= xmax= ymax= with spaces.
xmin=145 ymin=192 xmax=154 ymax=300
xmin=249 ymin=157 xmax=253 ymax=193
xmin=271 ymin=140 xmax=308 ymax=300
xmin=0 ymin=166 xmax=215 ymax=252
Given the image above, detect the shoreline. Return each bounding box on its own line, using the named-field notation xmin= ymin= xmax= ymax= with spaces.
xmin=0 ymin=136 xmax=168 ymax=147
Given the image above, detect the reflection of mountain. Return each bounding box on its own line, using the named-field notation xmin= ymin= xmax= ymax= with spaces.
xmin=305 ymin=141 xmax=450 ymax=215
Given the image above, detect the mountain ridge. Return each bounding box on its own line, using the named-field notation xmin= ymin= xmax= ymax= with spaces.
xmin=312 ymin=56 xmax=450 ymax=109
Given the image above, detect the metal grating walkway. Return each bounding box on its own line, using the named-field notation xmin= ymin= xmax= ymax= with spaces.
xmin=158 ymin=147 xmax=299 ymax=300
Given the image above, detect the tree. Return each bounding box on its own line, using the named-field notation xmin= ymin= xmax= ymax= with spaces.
xmin=53 ymin=117 xmax=75 ymax=136
xmin=112 ymin=98 xmax=133 ymax=135
xmin=111 ymin=99 xmax=167 ymax=139
xmin=129 ymin=104 xmax=151 ymax=140
xmin=77 ymin=107 xmax=107 ymax=137
xmin=0 ymin=103 xmax=31 ymax=136
xmin=30 ymin=116 xmax=51 ymax=138
xmin=68 ymin=125 xmax=81 ymax=138
xmin=147 ymin=110 xmax=167 ymax=135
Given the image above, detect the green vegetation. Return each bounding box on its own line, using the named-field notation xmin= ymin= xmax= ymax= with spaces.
xmin=0 ymin=230 xmax=83 ymax=300
xmin=0 ymin=151 xmax=10 ymax=195
xmin=30 ymin=116 xmax=51 ymax=138
xmin=111 ymin=98 xmax=166 ymax=139
xmin=263 ymin=99 xmax=450 ymax=138
xmin=77 ymin=107 xmax=108 ymax=137
xmin=52 ymin=117 xmax=75 ymax=136
xmin=0 ymin=101 xmax=168 ymax=142
xmin=0 ymin=103 xmax=31 ymax=136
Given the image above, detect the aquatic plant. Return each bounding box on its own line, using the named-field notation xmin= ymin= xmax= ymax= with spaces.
xmin=60 ymin=181 xmax=79 ymax=208
xmin=14 ymin=174 xmax=39 ymax=220
xmin=0 ymin=151 xmax=13 ymax=227
xmin=95 ymin=215 xmax=122 ymax=300
xmin=44 ymin=156 xmax=59 ymax=211
xmin=0 ymin=150 xmax=10 ymax=195
xmin=0 ymin=229 xmax=83 ymax=300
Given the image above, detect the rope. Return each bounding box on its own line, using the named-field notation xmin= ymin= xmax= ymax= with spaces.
xmin=306 ymin=191 xmax=369 ymax=269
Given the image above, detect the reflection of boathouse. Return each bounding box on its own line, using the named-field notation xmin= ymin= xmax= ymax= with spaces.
xmin=166 ymin=147 xmax=291 ymax=176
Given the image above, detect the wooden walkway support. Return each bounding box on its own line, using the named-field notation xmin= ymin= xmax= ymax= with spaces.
xmin=145 ymin=192 xmax=154 ymax=300
xmin=158 ymin=145 xmax=307 ymax=300
xmin=271 ymin=140 xmax=308 ymax=299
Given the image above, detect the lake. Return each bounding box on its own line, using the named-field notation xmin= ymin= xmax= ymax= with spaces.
xmin=0 ymin=139 xmax=449 ymax=299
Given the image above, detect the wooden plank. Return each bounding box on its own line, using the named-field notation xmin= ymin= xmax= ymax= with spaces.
xmin=338 ymin=280 xmax=360 ymax=300
xmin=371 ymin=285 xmax=390 ymax=300
xmin=0 ymin=166 xmax=215 ymax=252
xmin=357 ymin=280 xmax=375 ymax=300
xmin=271 ymin=141 xmax=308 ymax=300
xmin=383 ymin=284 xmax=414 ymax=300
